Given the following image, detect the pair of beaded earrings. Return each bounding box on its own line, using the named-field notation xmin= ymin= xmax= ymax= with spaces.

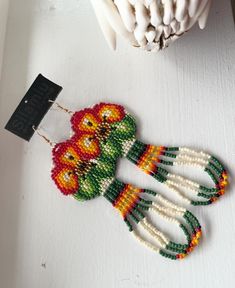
xmin=36 ymin=102 xmax=228 ymax=260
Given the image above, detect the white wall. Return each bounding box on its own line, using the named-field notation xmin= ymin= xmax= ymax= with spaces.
xmin=0 ymin=0 xmax=9 ymax=78
xmin=0 ymin=1 xmax=235 ymax=288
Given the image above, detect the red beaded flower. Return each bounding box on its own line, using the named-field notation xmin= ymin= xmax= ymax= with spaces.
xmin=51 ymin=134 xmax=98 ymax=195
xmin=71 ymin=103 xmax=125 ymax=143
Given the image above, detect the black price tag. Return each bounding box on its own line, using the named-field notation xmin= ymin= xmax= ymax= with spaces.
xmin=5 ymin=74 xmax=63 ymax=141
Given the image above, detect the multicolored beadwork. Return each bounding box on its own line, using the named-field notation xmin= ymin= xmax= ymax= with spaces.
xmin=68 ymin=102 xmax=228 ymax=204
xmin=126 ymin=141 xmax=228 ymax=205
xmin=104 ymin=180 xmax=202 ymax=260
xmin=50 ymin=102 xmax=228 ymax=259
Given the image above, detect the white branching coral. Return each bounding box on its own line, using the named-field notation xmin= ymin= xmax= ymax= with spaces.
xmin=90 ymin=0 xmax=212 ymax=51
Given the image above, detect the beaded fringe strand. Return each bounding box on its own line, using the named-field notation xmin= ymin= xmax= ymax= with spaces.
xmin=127 ymin=140 xmax=228 ymax=206
xmin=104 ymin=180 xmax=202 ymax=260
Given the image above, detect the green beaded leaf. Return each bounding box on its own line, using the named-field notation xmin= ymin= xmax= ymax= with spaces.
xmin=74 ymin=174 xmax=100 ymax=201
xmin=100 ymin=136 xmax=123 ymax=159
xmin=93 ymin=157 xmax=116 ymax=180
xmin=111 ymin=114 xmax=136 ymax=141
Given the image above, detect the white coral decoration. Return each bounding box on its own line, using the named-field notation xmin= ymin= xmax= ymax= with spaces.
xmin=90 ymin=0 xmax=212 ymax=51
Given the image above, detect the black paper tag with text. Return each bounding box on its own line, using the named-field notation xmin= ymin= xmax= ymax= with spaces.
xmin=5 ymin=74 xmax=63 ymax=141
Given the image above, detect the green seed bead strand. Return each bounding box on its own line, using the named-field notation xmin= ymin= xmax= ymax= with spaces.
xmin=183 ymin=213 xmax=197 ymax=233
xmin=204 ymin=168 xmax=219 ymax=185
xmin=191 ymin=200 xmax=212 ymax=206
xmin=142 ymin=189 xmax=158 ymax=197
xmin=138 ymin=197 xmax=153 ymax=207
xmin=165 ymin=242 xmax=187 ymax=254
xmin=159 ymin=250 xmax=177 ymax=260
xmin=198 ymin=188 xmax=222 ymax=198
xmin=180 ymin=223 xmax=192 ymax=244
xmin=207 ymin=162 xmax=223 ymax=178
xmin=197 ymin=192 xmax=215 ymax=199
xmin=128 ymin=211 xmax=140 ymax=224
xmin=133 ymin=206 xmax=145 ymax=221
xmin=152 ymin=173 xmax=167 ymax=183
xmin=167 ymin=242 xmax=188 ymax=250
xmin=138 ymin=199 xmax=151 ymax=208
xmin=160 ymin=159 xmax=174 ymax=166
xmin=184 ymin=211 xmax=200 ymax=231
xmin=166 ymin=147 xmax=180 ymax=152
xmin=157 ymin=167 xmax=169 ymax=176
xmin=124 ymin=218 xmax=133 ymax=232
xmin=199 ymin=186 xmax=218 ymax=193
xmin=163 ymin=152 xmax=177 ymax=158
xmin=165 ymin=224 xmax=193 ymax=252
xmin=184 ymin=215 xmax=197 ymax=235
xmin=210 ymin=156 xmax=226 ymax=173
xmin=185 ymin=211 xmax=201 ymax=229
xmin=197 ymin=187 xmax=221 ymax=199
xmin=136 ymin=203 xmax=150 ymax=211
xmin=166 ymin=217 xmax=198 ymax=250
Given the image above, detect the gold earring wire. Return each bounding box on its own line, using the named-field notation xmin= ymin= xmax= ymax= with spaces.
xmin=32 ymin=126 xmax=55 ymax=147
xmin=48 ymin=100 xmax=73 ymax=115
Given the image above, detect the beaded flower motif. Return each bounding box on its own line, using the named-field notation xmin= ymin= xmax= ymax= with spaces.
xmin=70 ymin=102 xmax=136 ymax=158
xmin=51 ymin=135 xmax=99 ymax=197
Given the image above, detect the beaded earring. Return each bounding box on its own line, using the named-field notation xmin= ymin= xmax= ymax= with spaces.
xmin=36 ymin=102 xmax=228 ymax=260
xmin=69 ymin=102 xmax=228 ymax=206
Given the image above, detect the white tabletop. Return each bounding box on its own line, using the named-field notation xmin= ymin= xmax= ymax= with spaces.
xmin=0 ymin=1 xmax=235 ymax=288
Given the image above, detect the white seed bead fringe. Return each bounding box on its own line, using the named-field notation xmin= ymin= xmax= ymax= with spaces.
xmin=165 ymin=182 xmax=191 ymax=204
xmin=140 ymin=220 xmax=167 ymax=248
xmin=179 ymin=147 xmax=211 ymax=159
xmin=149 ymin=207 xmax=181 ymax=226
xmin=132 ymin=230 xmax=160 ymax=253
xmin=154 ymin=194 xmax=186 ymax=212
xmin=152 ymin=202 xmax=184 ymax=218
xmin=142 ymin=218 xmax=169 ymax=244
xmin=158 ymin=148 xmax=213 ymax=199
xmin=130 ymin=193 xmax=190 ymax=253
xmin=166 ymin=179 xmax=199 ymax=194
